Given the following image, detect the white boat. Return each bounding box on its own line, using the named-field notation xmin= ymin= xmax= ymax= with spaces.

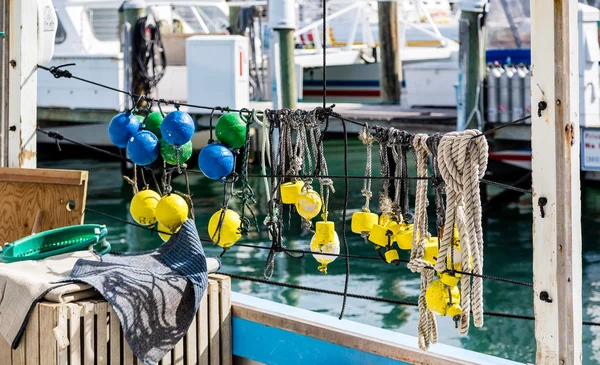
xmin=37 ymin=0 xmax=461 ymax=149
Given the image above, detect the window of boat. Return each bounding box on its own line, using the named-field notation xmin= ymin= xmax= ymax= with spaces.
xmin=88 ymin=8 xmax=119 ymax=41
xmin=171 ymin=5 xmax=228 ymax=33
xmin=55 ymin=14 xmax=66 ymax=44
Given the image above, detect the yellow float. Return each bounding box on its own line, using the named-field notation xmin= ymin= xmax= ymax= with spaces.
xmin=295 ymin=189 xmax=322 ymax=220
xmin=155 ymin=194 xmax=189 ymax=232
xmin=310 ymin=221 xmax=340 ymax=274
xmin=157 ymin=222 xmax=179 ymax=242
xmin=129 ymin=189 xmax=161 ymax=226
xmin=425 ymin=279 xmax=462 ymax=323
xmin=351 ymin=211 xmax=379 ymax=234
xmin=368 ymin=224 xmax=392 ymax=247
xmin=395 ymin=223 xmax=414 ymax=250
xmin=208 ymin=208 xmax=242 ymax=248
xmin=385 ymin=249 xmax=400 ymax=264
xmin=280 ymin=181 xmax=304 ymax=204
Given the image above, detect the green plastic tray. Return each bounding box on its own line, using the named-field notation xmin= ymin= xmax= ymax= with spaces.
xmin=0 ymin=224 xmax=110 ymax=263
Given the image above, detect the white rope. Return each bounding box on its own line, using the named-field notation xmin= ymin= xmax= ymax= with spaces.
xmin=436 ymin=130 xmax=488 ymax=335
xmin=408 ymin=134 xmax=437 ymax=351
xmin=256 ymin=110 xmax=271 ymax=202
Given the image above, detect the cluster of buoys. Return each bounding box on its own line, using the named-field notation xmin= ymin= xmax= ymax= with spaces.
xmin=350 ymin=210 xmax=415 ymax=264
xmin=198 ymin=112 xmax=246 ymax=181
xmin=280 ymin=181 xmax=323 ymax=220
xmin=129 ymin=188 xmax=189 ymax=242
xmin=280 ymin=181 xmax=338 ymax=273
xmin=425 ymin=228 xmax=466 ymax=324
xmin=108 ymin=109 xmax=195 ymax=166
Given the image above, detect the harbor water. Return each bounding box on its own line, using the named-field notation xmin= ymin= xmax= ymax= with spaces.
xmin=39 ymin=138 xmax=600 ymax=364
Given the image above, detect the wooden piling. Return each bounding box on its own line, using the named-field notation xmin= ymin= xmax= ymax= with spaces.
xmin=377 ymin=1 xmax=400 ymax=104
xmin=531 ymin=0 xmax=582 ymax=363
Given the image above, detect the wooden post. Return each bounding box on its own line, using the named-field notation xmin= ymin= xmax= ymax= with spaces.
xmin=269 ymin=0 xmax=297 ymax=109
xmin=377 ymin=1 xmax=400 ymax=104
xmin=2 ymin=0 xmax=38 ymax=167
xmin=531 ymin=0 xmax=582 ymax=364
xmin=459 ymin=1 xmax=485 ymax=130
xmin=122 ymin=0 xmax=146 ymax=106
xmin=0 ymin=0 xmax=7 ymax=166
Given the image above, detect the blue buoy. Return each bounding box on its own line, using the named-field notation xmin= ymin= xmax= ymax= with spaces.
xmin=198 ymin=143 xmax=235 ymax=180
xmin=127 ymin=131 xmax=160 ymax=166
xmin=160 ymin=110 xmax=195 ymax=146
xmin=108 ymin=112 xmax=141 ymax=148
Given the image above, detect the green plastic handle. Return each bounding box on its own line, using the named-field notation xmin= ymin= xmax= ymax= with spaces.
xmin=93 ymin=240 xmax=112 ymax=256
xmin=0 ymin=32 xmax=5 ymax=37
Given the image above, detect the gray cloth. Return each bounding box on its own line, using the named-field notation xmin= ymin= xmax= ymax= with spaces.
xmin=0 ymin=251 xmax=100 ymax=348
xmin=61 ymin=220 xmax=216 ymax=365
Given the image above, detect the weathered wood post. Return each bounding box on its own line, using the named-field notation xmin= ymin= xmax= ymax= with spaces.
xmin=458 ymin=0 xmax=486 ymax=130
xmin=269 ymin=0 xmax=297 ymax=109
xmin=377 ymin=1 xmax=400 ymax=104
xmin=121 ymin=0 xmax=146 ymax=106
xmin=531 ymin=0 xmax=582 ymax=364
xmin=1 ymin=0 xmax=50 ymax=167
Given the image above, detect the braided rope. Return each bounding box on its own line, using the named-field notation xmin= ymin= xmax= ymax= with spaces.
xmin=358 ymin=125 xmax=374 ymax=212
xmin=410 ymin=134 xmax=436 ymax=350
xmin=437 ymin=130 xmax=488 ymax=335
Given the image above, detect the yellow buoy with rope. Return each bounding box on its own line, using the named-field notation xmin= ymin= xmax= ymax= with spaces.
xmin=394 ymin=222 xmax=414 ymax=250
xmin=208 ymin=208 xmax=242 ymax=248
xmin=155 ymin=194 xmax=189 ymax=232
xmin=425 ymin=279 xmax=462 ymax=324
xmin=310 ymin=221 xmax=340 ymax=274
xmin=351 ymin=211 xmax=379 ymax=234
xmin=295 ymin=189 xmax=322 ymax=220
xmin=129 ymin=189 xmax=161 ymax=226
xmin=280 ymin=181 xmax=304 ymax=204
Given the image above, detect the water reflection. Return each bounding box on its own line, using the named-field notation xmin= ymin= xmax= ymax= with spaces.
xmin=38 ymin=139 xmax=600 ymax=364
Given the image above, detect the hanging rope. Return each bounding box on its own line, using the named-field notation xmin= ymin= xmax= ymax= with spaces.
xmin=436 ymin=130 xmax=489 ymax=335
xmin=408 ymin=134 xmax=437 ymax=350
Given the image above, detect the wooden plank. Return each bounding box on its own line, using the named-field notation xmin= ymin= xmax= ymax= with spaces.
xmin=69 ymin=304 xmax=82 ymax=365
xmin=6 ymin=0 xmax=38 ymax=168
xmin=198 ymin=291 xmax=209 ymax=365
xmin=173 ymin=337 xmax=184 ymax=365
xmin=96 ymin=302 xmax=109 ymax=365
xmin=0 ymin=168 xmax=87 ymax=185
xmin=0 ymin=332 xmax=11 ymax=365
xmin=186 ymin=315 xmax=197 ymax=365
xmin=109 ymin=307 xmax=121 ymax=365
xmin=25 ymin=304 xmax=40 ymax=365
xmin=160 ymin=350 xmax=173 ymax=365
xmin=123 ymin=335 xmax=134 ymax=365
xmin=531 ymin=0 xmax=582 ymax=364
xmin=208 ymin=280 xmax=220 ymax=365
xmin=0 ymin=170 xmax=88 ymax=245
xmin=11 ymin=340 xmax=25 ymax=365
xmin=55 ymin=305 xmax=68 ymax=365
xmin=39 ymin=304 xmax=56 ymax=365
xmin=82 ymin=303 xmax=95 ymax=365
xmin=211 ymin=274 xmax=232 ymax=365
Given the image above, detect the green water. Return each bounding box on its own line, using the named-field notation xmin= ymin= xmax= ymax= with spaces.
xmin=39 ymin=139 xmax=600 ymax=364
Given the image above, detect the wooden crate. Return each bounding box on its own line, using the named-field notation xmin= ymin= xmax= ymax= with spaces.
xmin=0 ymin=275 xmax=232 ymax=365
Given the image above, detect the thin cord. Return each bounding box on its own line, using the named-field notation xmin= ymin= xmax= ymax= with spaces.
xmin=36 ymin=64 xmax=526 ymax=141
xmin=36 ymin=128 xmax=531 ymax=195
xmin=217 ymin=273 xmax=552 ymax=323
xmin=338 ymin=117 xmax=350 ymax=319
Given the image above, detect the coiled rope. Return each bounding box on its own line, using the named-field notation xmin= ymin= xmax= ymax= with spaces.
xmin=437 ymin=130 xmax=489 ymax=335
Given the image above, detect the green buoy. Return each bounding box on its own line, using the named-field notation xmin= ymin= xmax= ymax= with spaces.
xmin=215 ymin=113 xmax=246 ymax=149
xmin=160 ymin=139 xmax=192 ymax=165
xmin=145 ymin=111 xmax=164 ymax=139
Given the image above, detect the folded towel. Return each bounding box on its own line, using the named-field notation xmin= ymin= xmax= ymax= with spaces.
xmin=0 ymin=251 xmax=100 ymax=348
xmin=61 ymin=220 xmax=219 ymax=365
